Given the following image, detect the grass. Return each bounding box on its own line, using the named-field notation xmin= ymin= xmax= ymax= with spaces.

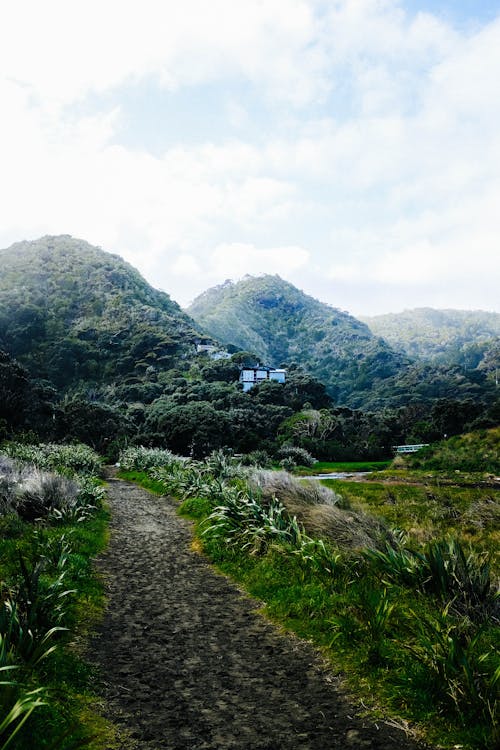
xmin=0 ymin=508 xmax=119 ymax=749
xmin=294 ymin=460 xmax=391 ymax=475
xmin=0 ymin=443 xmax=125 ymax=749
xmin=319 ymin=478 xmax=500 ymax=569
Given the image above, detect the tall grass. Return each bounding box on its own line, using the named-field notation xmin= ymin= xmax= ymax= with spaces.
xmin=0 ymin=442 xmax=111 ymax=747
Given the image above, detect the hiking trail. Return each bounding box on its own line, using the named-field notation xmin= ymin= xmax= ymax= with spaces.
xmin=90 ymin=477 xmax=430 ymax=750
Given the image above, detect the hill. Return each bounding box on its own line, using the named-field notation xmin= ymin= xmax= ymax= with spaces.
xmin=405 ymin=426 xmax=500 ymax=474
xmin=362 ymin=308 xmax=500 ymax=377
xmin=187 ymin=276 xmax=495 ymax=409
xmin=0 ymin=235 xmax=202 ymax=388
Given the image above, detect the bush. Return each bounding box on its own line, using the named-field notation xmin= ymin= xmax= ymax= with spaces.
xmin=276 ymin=446 xmax=315 ymax=467
xmin=2 ymin=442 xmax=102 ymax=476
xmin=119 ymin=446 xmax=181 ymax=472
xmin=248 ymin=470 xmax=394 ymax=551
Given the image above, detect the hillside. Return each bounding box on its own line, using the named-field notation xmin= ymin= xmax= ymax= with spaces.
xmin=186 ymin=276 xmax=495 ymax=409
xmin=362 ymin=308 xmax=500 ymax=376
xmin=405 ymin=426 xmax=500 ymax=474
xmin=0 ymin=235 xmax=202 ymax=388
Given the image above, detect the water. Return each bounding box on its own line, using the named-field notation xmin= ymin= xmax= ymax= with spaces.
xmin=302 ymin=472 xmax=372 ymax=480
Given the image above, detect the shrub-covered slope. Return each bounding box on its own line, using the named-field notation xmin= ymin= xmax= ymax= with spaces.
xmin=362 ymin=308 xmax=500 ymax=376
xmin=187 ymin=275 xmax=409 ymax=404
xmin=406 ymin=426 xmax=500 ymax=474
xmin=187 ymin=275 xmax=495 ymax=410
xmin=0 ymin=235 xmax=202 ymax=388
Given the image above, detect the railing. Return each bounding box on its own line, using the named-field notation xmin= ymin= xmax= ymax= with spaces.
xmin=393 ymin=444 xmax=430 ymax=453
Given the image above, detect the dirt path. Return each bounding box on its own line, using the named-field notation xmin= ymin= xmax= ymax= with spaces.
xmin=90 ymin=478 xmax=430 ymax=750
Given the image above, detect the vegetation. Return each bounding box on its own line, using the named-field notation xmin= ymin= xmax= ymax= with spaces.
xmin=404 ymin=427 xmax=500 ymax=475
xmin=0 ymin=442 xmax=115 ymax=748
xmin=121 ymin=446 xmax=499 ymax=750
xmin=0 ymin=237 xmax=498 ymax=463
xmin=363 ymin=308 xmax=500 ymax=380
xmin=187 ymin=275 xmax=497 ymax=411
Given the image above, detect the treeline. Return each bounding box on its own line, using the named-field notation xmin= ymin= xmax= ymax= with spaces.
xmin=2 ymin=347 xmax=499 ymax=462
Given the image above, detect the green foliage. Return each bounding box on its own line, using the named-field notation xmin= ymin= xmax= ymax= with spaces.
xmin=118 ymin=445 xmax=180 ymax=472
xmin=276 ymin=445 xmax=315 ymax=467
xmin=0 ymin=236 xmax=199 ymax=391
xmin=2 ymin=443 xmax=102 ymax=476
xmin=363 ymin=308 xmax=500 ymax=371
xmin=0 ymin=443 xmax=112 ymax=748
xmin=406 ymin=428 xmax=500 ymax=474
xmin=187 ymin=274 xmax=409 ymax=406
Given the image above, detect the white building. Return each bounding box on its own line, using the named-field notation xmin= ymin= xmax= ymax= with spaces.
xmin=239 ymin=366 xmax=287 ymax=392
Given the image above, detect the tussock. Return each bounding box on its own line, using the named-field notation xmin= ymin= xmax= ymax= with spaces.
xmin=249 ymin=469 xmax=393 ymax=551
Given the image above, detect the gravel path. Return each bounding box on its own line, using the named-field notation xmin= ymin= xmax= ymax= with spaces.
xmin=90 ymin=477 xmax=429 ymax=750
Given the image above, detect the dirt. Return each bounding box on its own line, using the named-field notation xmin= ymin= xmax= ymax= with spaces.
xmin=89 ymin=477 xmax=431 ymax=750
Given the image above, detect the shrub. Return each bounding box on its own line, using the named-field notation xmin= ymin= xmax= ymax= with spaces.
xmin=276 ymin=446 xmax=315 ymax=467
xmin=204 ymin=486 xmax=304 ymax=553
xmin=240 ymin=450 xmax=273 ymax=468
xmin=119 ymin=446 xmax=181 ymax=472
xmin=2 ymin=443 xmax=101 ymax=476
xmin=14 ymin=472 xmax=79 ymax=522
xmin=248 ymin=470 xmax=393 ymax=551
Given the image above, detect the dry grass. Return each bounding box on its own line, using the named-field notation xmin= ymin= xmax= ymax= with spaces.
xmin=249 ymin=469 xmax=394 ymax=551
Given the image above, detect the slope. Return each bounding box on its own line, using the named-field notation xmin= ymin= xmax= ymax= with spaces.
xmin=362 ymin=308 xmax=500 ymax=368
xmin=0 ymin=235 xmax=202 ymax=389
xmin=187 ymin=275 xmax=409 ymax=405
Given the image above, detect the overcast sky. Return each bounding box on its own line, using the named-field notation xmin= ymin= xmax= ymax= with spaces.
xmin=1 ymin=1 xmax=499 ymax=316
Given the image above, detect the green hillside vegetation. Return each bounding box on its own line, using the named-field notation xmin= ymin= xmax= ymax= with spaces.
xmin=363 ymin=308 xmax=500 ymax=383
xmin=187 ymin=275 xmax=409 ymax=405
xmin=187 ymin=276 xmax=497 ymax=411
xmin=405 ymin=427 xmax=500 ymax=474
xmin=0 ymin=235 xmax=201 ymax=389
xmin=0 ymin=237 xmax=498 ymax=462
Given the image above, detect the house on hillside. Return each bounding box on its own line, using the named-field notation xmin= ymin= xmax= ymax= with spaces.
xmin=239 ymin=366 xmax=287 ymax=392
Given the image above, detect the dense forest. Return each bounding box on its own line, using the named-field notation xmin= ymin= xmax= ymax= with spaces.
xmin=1 ymin=236 xmax=498 ymax=461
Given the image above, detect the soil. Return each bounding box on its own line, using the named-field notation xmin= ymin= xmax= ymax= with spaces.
xmin=89 ymin=476 xmax=431 ymax=750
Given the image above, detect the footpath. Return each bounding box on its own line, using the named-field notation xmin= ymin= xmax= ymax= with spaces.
xmin=90 ymin=477 xmax=430 ymax=750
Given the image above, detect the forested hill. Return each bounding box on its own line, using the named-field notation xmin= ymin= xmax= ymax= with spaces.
xmin=187 ymin=274 xmax=409 ymax=404
xmin=0 ymin=235 xmax=202 ymax=388
xmin=362 ymin=308 xmax=500 ymax=370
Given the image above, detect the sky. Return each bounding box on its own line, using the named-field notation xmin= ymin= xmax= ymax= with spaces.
xmin=1 ymin=0 xmax=500 ymax=317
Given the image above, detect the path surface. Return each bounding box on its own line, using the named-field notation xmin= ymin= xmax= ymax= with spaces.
xmin=90 ymin=478 xmax=429 ymax=750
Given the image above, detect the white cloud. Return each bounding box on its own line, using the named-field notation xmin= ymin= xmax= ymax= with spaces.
xmin=0 ymin=1 xmax=499 ymax=315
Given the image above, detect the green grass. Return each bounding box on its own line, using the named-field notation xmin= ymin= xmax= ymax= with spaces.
xmin=116 ymin=469 xmax=167 ymax=496
xmin=406 ymin=428 xmax=500 ymax=475
xmin=295 ymin=461 xmax=391 ymax=475
xmin=319 ymin=479 xmax=500 ymax=570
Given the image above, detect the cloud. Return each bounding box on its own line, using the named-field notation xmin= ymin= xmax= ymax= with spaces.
xmin=0 ymin=0 xmax=327 ymax=109
xmin=0 ymin=1 xmax=499 ymax=315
